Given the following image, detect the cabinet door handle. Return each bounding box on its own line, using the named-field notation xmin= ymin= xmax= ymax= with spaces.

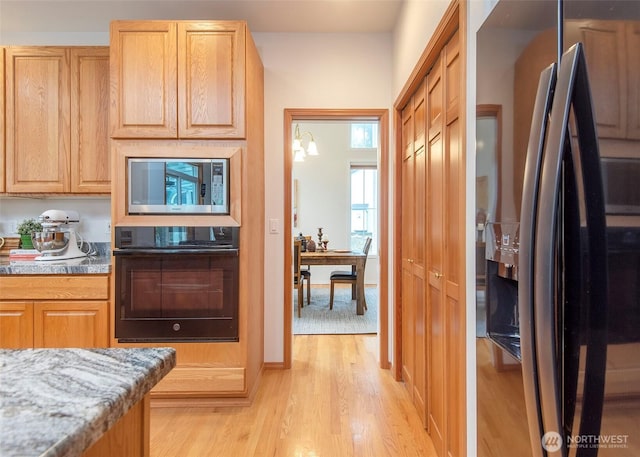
xmin=434 ymin=272 xmax=443 ymax=279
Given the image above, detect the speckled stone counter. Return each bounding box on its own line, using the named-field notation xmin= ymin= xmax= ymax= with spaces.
xmin=0 ymin=255 xmax=111 ymax=275
xmin=0 ymin=243 xmax=111 ymax=275
xmin=0 ymin=347 xmax=176 ymax=457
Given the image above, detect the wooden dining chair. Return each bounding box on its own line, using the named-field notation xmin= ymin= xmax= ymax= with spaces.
xmin=329 ymin=237 xmax=372 ymax=311
xmin=294 ymin=240 xmax=310 ymax=317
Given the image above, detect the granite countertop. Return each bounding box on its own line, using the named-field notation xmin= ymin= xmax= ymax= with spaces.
xmin=0 ymin=243 xmax=111 ymax=275
xmin=0 ymin=347 xmax=176 ymax=457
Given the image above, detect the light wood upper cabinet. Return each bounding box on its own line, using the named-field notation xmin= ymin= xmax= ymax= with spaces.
xmin=178 ymin=22 xmax=245 ymax=138
xmin=4 ymin=46 xmax=110 ymax=194
xmin=626 ymin=21 xmax=640 ymax=140
xmin=565 ymin=21 xmax=628 ymax=139
xmin=70 ymin=47 xmax=111 ymax=193
xmin=110 ymin=21 xmax=177 ymax=138
xmin=563 ymin=20 xmax=640 ymax=141
xmin=5 ymin=47 xmax=70 ymax=193
xmin=110 ymin=20 xmax=247 ymax=139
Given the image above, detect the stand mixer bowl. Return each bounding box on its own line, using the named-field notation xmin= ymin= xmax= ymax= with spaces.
xmin=32 ymin=231 xmax=68 ymax=252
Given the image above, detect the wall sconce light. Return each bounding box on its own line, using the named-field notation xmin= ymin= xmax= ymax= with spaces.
xmin=293 ymin=124 xmax=318 ymax=162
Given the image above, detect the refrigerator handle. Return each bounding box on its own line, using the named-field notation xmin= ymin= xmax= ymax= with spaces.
xmin=567 ymin=43 xmax=609 ymax=457
xmin=519 ymin=62 xmax=557 ymax=457
xmin=535 ymin=43 xmax=608 ymax=457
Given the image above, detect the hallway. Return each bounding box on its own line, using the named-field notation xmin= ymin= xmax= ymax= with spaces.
xmin=150 ymin=335 xmax=437 ymax=456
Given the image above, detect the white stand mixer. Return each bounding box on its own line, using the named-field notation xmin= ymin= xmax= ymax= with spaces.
xmin=32 ymin=209 xmax=90 ymax=261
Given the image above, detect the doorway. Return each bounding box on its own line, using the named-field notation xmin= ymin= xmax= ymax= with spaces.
xmin=283 ymin=109 xmax=390 ymax=369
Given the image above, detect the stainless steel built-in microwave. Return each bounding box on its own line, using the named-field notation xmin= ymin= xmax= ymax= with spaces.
xmin=128 ymin=158 xmax=229 ymax=215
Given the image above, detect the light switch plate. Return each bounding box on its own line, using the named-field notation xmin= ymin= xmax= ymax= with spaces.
xmin=269 ymin=218 xmax=279 ymax=234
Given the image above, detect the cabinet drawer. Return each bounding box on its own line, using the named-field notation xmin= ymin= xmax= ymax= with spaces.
xmin=0 ymin=275 xmax=109 ymax=300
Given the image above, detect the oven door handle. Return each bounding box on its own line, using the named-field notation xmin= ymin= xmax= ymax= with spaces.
xmin=113 ymin=248 xmax=239 ymax=256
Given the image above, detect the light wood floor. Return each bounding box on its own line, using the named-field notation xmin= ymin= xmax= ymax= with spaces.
xmin=150 ymin=335 xmax=438 ymax=456
xmin=476 ymin=337 xmax=532 ymax=457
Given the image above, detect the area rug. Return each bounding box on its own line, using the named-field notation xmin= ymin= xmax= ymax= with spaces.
xmin=293 ymin=286 xmax=378 ymax=335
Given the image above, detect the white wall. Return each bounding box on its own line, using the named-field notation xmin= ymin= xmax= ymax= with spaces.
xmin=253 ymin=32 xmax=393 ymax=362
xmin=391 ymin=0 xmax=451 ymax=99
xmin=292 ymin=121 xmax=379 ymax=285
xmin=476 ymin=26 xmax=538 ymax=223
xmin=466 ymin=1 xmax=499 ymax=456
xmin=0 ymin=197 xmax=111 ymax=242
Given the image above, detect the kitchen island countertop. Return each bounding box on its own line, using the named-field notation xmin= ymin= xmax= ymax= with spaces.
xmin=0 ymin=347 xmax=176 ymax=457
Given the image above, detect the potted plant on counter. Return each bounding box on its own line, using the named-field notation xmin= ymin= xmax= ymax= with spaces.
xmin=17 ymin=218 xmax=43 ymax=249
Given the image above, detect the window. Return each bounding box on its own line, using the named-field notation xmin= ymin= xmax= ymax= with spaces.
xmin=350 ymin=165 xmax=377 ymax=253
xmin=350 ymin=123 xmax=378 ymax=149
xmin=165 ymin=162 xmax=199 ymax=205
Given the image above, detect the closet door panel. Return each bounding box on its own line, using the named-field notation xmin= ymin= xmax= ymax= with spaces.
xmin=401 ymin=102 xmax=415 ymax=397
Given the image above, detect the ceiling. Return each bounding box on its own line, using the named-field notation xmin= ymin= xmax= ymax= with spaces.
xmin=0 ymin=0 xmax=404 ymax=35
xmin=482 ymin=0 xmax=640 ymax=31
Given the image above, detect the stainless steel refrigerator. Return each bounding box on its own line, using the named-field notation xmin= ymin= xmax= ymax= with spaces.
xmin=476 ymin=1 xmax=640 ymax=456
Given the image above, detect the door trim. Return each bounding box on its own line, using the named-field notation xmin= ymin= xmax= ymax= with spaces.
xmin=283 ymin=109 xmax=390 ymax=369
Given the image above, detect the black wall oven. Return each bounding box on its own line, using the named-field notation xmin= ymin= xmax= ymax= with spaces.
xmin=114 ymin=226 xmax=239 ymax=342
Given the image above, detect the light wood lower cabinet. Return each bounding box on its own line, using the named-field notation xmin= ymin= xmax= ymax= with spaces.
xmin=83 ymin=395 xmax=149 ymax=457
xmin=34 ymin=301 xmax=108 ymax=348
xmin=0 ymin=302 xmax=33 ymax=348
xmin=0 ymin=275 xmax=110 ymax=349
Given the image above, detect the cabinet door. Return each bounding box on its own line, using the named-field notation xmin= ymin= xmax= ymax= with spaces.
xmin=5 ymin=47 xmax=70 ymax=192
xmin=566 ymin=21 xmax=627 ymax=139
xmin=177 ymin=22 xmax=246 ymax=138
xmin=33 ymin=301 xmax=108 ymax=348
xmin=70 ymin=47 xmax=110 ymax=193
xmin=110 ymin=21 xmax=178 ymax=138
xmin=626 ymin=21 xmax=640 ymax=140
xmin=0 ymin=302 xmax=34 ymax=348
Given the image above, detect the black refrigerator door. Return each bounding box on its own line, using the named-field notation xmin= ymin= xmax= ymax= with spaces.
xmin=533 ymin=43 xmax=608 ymax=457
xmin=519 ymin=62 xmax=557 ymax=457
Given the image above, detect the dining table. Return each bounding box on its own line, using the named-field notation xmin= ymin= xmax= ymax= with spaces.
xmin=300 ymin=249 xmax=367 ymax=315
